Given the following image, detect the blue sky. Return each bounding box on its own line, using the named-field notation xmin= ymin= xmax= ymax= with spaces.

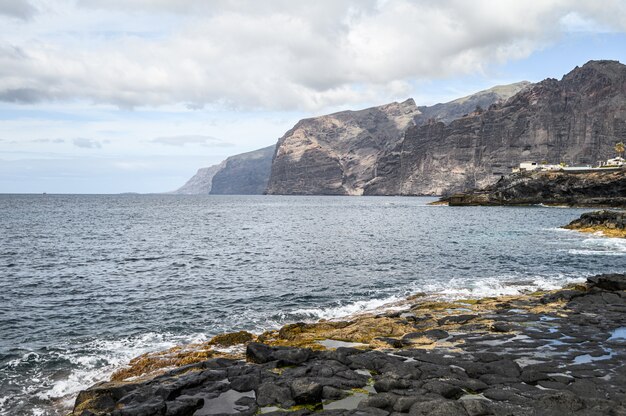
xmin=1 ymin=1 xmax=626 ymax=193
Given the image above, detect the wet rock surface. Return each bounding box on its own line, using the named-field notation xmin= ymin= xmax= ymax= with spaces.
xmin=563 ymin=210 xmax=626 ymax=237
xmin=73 ymin=274 xmax=626 ymax=415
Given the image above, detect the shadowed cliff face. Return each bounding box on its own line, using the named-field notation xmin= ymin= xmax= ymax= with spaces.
xmin=210 ymin=145 xmax=275 ymax=195
xmin=266 ymin=83 xmax=530 ymax=195
xmin=366 ymin=60 xmax=626 ymax=196
xmin=172 ymin=145 xmax=274 ymax=195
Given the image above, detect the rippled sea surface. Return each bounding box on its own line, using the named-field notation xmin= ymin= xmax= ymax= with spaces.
xmin=1 ymin=194 xmax=624 ymax=415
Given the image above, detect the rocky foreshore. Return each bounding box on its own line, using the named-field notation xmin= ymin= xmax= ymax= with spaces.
xmin=563 ymin=210 xmax=626 ymax=238
xmin=71 ymin=274 xmax=626 ymax=416
xmin=436 ymin=170 xmax=626 ymax=207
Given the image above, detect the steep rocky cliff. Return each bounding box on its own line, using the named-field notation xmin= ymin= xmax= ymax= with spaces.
xmin=171 ymin=162 xmax=225 ymax=194
xmin=266 ymin=60 xmax=625 ymax=196
xmin=366 ymin=60 xmax=626 ymax=195
xmin=210 ymin=145 xmax=275 ymax=194
xmin=266 ymin=99 xmax=420 ymax=195
xmin=266 ymin=82 xmax=528 ymax=195
xmin=440 ymin=169 xmax=626 ymax=207
xmin=172 ymin=145 xmax=274 ymax=195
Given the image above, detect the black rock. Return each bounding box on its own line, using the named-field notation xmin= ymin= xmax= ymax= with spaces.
xmin=246 ymin=343 xmax=310 ymax=366
xmin=438 ymin=315 xmax=478 ymax=326
xmin=408 ymin=399 xmax=468 ymax=416
xmin=587 ymin=273 xmax=626 ymax=291
xmin=423 ymin=380 xmax=464 ymax=399
xmin=539 ymin=390 xmax=585 ymax=412
xmin=290 ymin=379 xmax=323 ymax=404
xmin=256 ymin=382 xmax=294 ymax=408
xmin=460 ymin=398 xmax=493 ymax=416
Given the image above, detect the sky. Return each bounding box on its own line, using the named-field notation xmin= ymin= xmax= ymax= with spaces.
xmin=1 ymin=0 xmax=626 ymax=193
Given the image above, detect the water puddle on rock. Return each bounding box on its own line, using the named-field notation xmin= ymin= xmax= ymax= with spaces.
xmin=573 ymin=350 xmax=614 ymax=365
xmin=195 ymin=389 xmax=255 ymax=415
xmin=317 ymin=339 xmax=368 ymax=349
xmin=608 ymin=327 xmax=626 ymax=341
xmin=323 ymin=385 xmax=375 ymax=410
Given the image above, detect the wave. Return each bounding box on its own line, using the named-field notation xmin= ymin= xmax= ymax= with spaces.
xmin=568 ymin=235 xmax=626 ymax=256
xmin=1 ymin=332 xmax=210 ymax=415
xmin=291 ymin=294 xmax=407 ymax=321
xmin=288 ymin=273 xmax=587 ymax=322
xmin=415 ymin=274 xmax=586 ymax=300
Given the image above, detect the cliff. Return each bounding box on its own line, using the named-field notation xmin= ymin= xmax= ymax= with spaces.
xmin=366 ymin=60 xmax=626 ymax=195
xmin=266 ymin=99 xmax=421 ymax=195
xmin=171 ymin=145 xmax=274 ymax=195
xmin=266 ymin=82 xmax=529 ymax=195
xmin=439 ymin=169 xmax=626 ymax=207
xmin=265 ymin=60 xmax=626 ymax=196
xmin=210 ymin=145 xmax=275 ymax=195
xmin=170 ymin=162 xmax=225 ymax=194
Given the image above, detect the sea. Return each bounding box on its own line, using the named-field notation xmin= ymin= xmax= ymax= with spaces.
xmin=0 ymin=194 xmax=624 ymax=415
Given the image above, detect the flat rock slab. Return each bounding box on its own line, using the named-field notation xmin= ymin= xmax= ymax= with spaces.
xmin=72 ymin=274 xmax=626 ymax=416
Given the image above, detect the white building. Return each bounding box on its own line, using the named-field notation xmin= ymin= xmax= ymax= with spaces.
xmin=513 ymin=162 xmax=562 ymax=172
xmin=518 ymin=161 xmax=539 ymax=171
xmin=603 ymin=156 xmax=625 ymax=167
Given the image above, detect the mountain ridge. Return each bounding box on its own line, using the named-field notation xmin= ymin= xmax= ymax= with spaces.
xmin=173 ymin=61 xmax=624 ymax=196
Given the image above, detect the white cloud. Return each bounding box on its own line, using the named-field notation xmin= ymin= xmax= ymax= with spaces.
xmin=0 ymin=1 xmax=625 ymax=111
xmin=73 ymin=137 xmax=104 ymax=148
xmin=150 ymin=134 xmax=232 ymax=147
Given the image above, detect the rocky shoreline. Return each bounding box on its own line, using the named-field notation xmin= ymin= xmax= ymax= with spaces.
xmin=436 ymin=170 xmax=626 ymax=207
xmin=72 ymin=274 xmax=626 ymax=416
xmin=563 ymin=210 xmax=626 ymax=238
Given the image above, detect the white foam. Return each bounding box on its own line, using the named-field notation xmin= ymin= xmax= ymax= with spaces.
xmin=288 ymin=272 xmax=590 ymax=322
xmin=292 ymin=294 xmax=406 ymax=320
xmin=568 ymin=235 xmax=626 ymax=256
xmin=415 ymin=274 xmax=585 ymax=301
xmin=29 ymin=331 xmax=210 ymax=411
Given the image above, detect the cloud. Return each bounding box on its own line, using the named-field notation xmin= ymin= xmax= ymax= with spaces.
xmin=0 ymin=1 xmax=625 ymax=111
xmin=150 ymin=135 xmax=232 ymax=147
xmin=0 ymin=0 xmax=37 ymax=20
xmin=73 ymin=138 xmax=104 ymax=148
xmin=31 ymin=138 xmax=66 ymax=144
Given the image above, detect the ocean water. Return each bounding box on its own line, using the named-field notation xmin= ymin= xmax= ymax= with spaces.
xmin=0 ymin=194 xmax=624 ymax=415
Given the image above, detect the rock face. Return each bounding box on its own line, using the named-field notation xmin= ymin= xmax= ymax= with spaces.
xmin=414 ymin=81 xmax=531 ymax=126
xmin=171 ymin=145 xmax=274 ymax=195
xmin=266 ymin=82 xmax=529 ymax=196
xmin=210 ymin=145 xmax=275 ymax=195
xmin=266 ymin=99 xmax=421 ymax=195
xmin=267 ymin=60 xmax=626 ymax=196
xmin=72 ymin=274 xmax=626 ymax=415
xmin=366 ymin=60 xmax=626 ymax=195
xmin=171 ymin=162 xmax=226 ymax=194
xmin=439 ymin=169 xmax=626 ymax=207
